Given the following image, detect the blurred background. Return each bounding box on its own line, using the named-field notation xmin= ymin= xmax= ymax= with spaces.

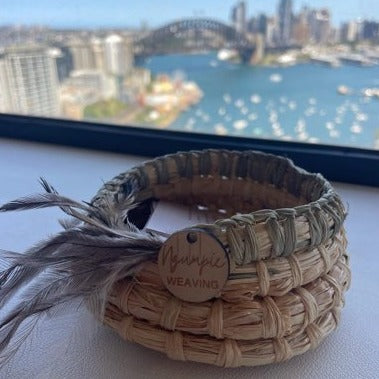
xmin=1 ymin=0 xmax=379 ymax=149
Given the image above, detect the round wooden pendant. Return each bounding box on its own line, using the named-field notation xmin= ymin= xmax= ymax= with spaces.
xmin=158 ymin=229 xmax=229 ymax=302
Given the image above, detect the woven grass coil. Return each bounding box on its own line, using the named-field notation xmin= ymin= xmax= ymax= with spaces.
xmin=92 ymin=149 xmax=350 ymax=367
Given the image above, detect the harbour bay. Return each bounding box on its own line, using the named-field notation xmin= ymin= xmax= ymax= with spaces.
xmin=143 ymin=52 xmax=379 ymax=149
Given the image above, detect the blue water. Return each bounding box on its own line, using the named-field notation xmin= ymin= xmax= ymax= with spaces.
xmin=142 ymin=52 xmax=379 ymax=149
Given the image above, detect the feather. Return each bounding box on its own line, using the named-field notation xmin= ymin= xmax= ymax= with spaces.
xmin=0 ymin=179 xmax=165 ymax=365
xmin=0 ymin=192 xmax=90 ymax=213
xmin=0 ymin=192 xmax=116 ymax=236
xmin=0 ymin=179 xmax=143 ymax=238
xmin=58 ymin=217 xmax=81 ymax=230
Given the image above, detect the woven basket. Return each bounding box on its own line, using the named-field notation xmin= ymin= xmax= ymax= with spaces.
xmin=90 ymin=150 xmax=350 ymax=368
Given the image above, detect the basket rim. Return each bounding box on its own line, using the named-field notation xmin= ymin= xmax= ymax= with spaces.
xmin=91 ymin=149 xmax=346 ymax=262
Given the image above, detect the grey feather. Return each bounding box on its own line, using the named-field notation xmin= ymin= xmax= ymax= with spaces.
xmin=0 ymin=179 xmax=164 ymax=365
xmin=0 ymin=192 xmax=91 ymax=213
xmin=0 ymin=179 xmax=139 ymax=238
xmin=58 ymin=217 xmax=81 ymax=230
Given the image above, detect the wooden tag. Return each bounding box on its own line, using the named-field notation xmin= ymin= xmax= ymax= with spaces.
xmin=158 ymin=229 xmax=229 ymax=302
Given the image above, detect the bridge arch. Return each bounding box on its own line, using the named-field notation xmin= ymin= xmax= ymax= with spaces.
xmin=135 ymin=18 xmax=253 ymax=56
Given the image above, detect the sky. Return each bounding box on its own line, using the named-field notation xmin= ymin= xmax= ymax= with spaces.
xmin=0 ymin=0 xmax=378 ymax=29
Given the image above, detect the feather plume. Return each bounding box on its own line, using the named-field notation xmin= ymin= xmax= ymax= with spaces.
xmin=0 ymin=179 xmax=164 ymax=365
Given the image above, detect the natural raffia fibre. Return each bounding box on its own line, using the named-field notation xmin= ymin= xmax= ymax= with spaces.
xmin=126 ymin=229 xmax=346 ymax=301
xmin=107 ymin=253 xmax=350 ymax=340
xmin=104 ymin=304 xmax=344 ymax=367
xmin=0 ymin=150 xmax=350 ymax=368
xmin=93 ymin=150 xmax=350 ymax=367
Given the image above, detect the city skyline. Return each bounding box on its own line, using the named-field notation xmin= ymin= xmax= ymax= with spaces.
xmin=1 ymin=0 xmax=379 ymax=151
xmin=1 ymin=0 xmax=379 ymax=29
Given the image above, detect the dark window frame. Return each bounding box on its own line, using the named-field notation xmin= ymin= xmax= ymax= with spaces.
xmin=0 ymin=113 xmax=378 ymax=187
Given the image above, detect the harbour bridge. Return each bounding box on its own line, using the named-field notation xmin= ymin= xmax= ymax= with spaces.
xmin=134 ymin=18 xmax=260 ymax=63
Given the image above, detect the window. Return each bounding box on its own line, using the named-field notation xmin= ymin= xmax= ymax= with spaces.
xmin=0 ymin=1 xmax=378 ymax=185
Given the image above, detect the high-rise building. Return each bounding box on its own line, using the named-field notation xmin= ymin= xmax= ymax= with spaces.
xmin=0 ymin=58 xmax=12 ymax=112
xmin=315 ymin=9 xmax=331 ymax=43
xmin=264 ymin=17 xmax=278 ymax=47
xmin=247 ymin=17 xmax=258 ymax=34
xmin=91 ymin=38 xmax=105 ymax=71
xmin=231 ymin=1 xmax=247 ymax=34
xmin=248 ymin=14 xmax=267 ymax=35
xmin=0 ymin=46 xmax=60 ymax=116
xmin=278 ymin=0 xmax=293 ymax=46
xmin=291 ymin=7 xmax=310 ymax=45
xmin=49 ymin=46 xmax=73 ymax=82
xmin=104 ymin=34 xmax=134 ymax=76
xmin=69 ymin=42 xmax=96 ymax=71
xmin=362 ymin=21 xmax=379 ymax=42
xmin=307 ymin=10 xmax=318 ymax=42
xmin=340 ymin=21 xmax=359 ymax=43
xmin=308 ymin=9 xmax=331 ymax=44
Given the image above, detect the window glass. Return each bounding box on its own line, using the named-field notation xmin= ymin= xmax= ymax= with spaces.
xmin=1 ymin=0 xmax=378 ymax=150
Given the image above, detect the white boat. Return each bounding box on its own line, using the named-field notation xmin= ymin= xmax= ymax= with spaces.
xmin=148 ymin=110 xmax=160 ymax=121
xmin=288 ymin=101 xmax=297 ymax=110
xmin=214 ymin=123 xmax=228 ymax=135
xmin=250 ymin=94 xmax=261 ymax=104
xmin=218 ymin=107 xmax=226 ymax=116
xmin=309 ymin=98 xmax=317 ymax=105
xmin=329 ymin=129 xmax=340 ymax=138
xmin=337 ymin=85 xmax=351 ymax=95
xmin=356 ymin=113 xmax=368 ymax=122
xmin=277 ymin=54 xmax=296 ymax=66
xmin=223 ymin=93 xmax=232 ymax=103
xmin=295 ymin=119 xmax=306 ymax=133
xmin=234 ymin=99 xmax=244 ymax=108
xmin=269 ymin=112 xmax=278 ymax=123
xmin=273 ymin=129 xmax=284 ymax=137
xmin=298 ymin=132 xmax=309 ymax=141
xmin=233 ymin=119 xmax=248 ymax=130
xmin=269 ymin=73 xmax=282 ymax=83
xmin=350 ymin=124 xmax=362 ymax=134
xmin=308 ymin=137 xmax=320 ymax=144
xmin=217 ymin=49 xmax=238 ymax=61
xmin=325 ymin=121 xmax=334 ymax=130
xmin=271 ymin=122 xmax=281 ymax=130
xmin=362 ymin=88 xmax=379 ymax=98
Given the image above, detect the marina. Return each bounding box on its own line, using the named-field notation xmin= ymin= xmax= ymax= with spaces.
xmin=143 ymin=52 xmax=379 ymax=149
xmin=310 ymin=55 xmax=340 ymax=67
